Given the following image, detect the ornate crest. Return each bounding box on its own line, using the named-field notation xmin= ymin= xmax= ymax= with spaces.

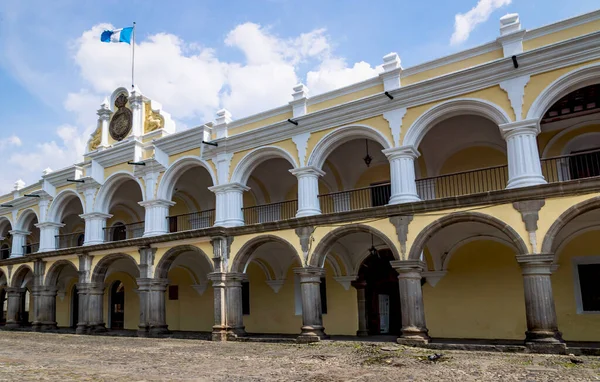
xmin=109 ymin=94 xmax=133 ymax=141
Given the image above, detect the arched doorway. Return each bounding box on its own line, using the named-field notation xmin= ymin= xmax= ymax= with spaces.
xmin=71 ymin=285 xmax=79 ymax=328
xmin=358 ymin=249 xmax=401 ymax=335
xmin=110 ymin=281 xmax=125 ymax=329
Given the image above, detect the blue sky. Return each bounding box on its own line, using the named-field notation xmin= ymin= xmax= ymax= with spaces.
xmin=0 ymin=0 xmax=598 ymax=193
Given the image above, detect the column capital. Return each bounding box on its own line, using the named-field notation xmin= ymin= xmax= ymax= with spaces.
xmin=208 ymin=182 xmax=250 ymax=194
xmin=79 ymin=212 xmax=112 ymax=220
xmin=382 ymin=145 xmax=420 ymax=160
xmin=35 ymin=222 xmax=64 ymax=229
xmin=138 ymin=199 xmax=175 ymax=208
xmin=294 ymin=266 xmax=325 ymax=281
xmin=499 ymin=119 xmax=540 ymax=139
xmin=136 ymin=277 xmax=169 ymax=291
xmin=390 ymin=260 xmax=426 ymax=273
xmin=9 ymin=230 xmax=30 ymax=236
xmin=5 ymin=287 xmax=26 ymax=294
xmin=517 ymin=254 xmax=555 ymax=275
xmin=208 ymin=272 xmax=247 ymax=283
xmin=289 ymin=166 xmax=325 ymax=178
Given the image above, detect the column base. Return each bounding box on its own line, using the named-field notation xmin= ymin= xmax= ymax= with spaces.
xmin=138 ymin=325 xmax=170 ymax=337
xmin=356 ymin=330 xmax=369 ymax=337
xmin=296 ymin=209 xmax=321 ymax=218
xmin=397 ymin=327 xmax=430 ymax=346
xmin=4 ymin=322 xmax=21 ymax=330
xmin=76 ymin=325 xmax=88 ymax=335
xmin=35 ymin=322 xmax=58 ymax=332
xmin=297 ymin=326 xmax=329 ymax=343
xmin=526 ymin=341 xmax=567 ymax=354
xmin=89 ymin=324 xmax=106 ymax=333
xmin=212 ymin=327 xmax=229 ymax=342
xmin=506 ymin=175 xmax=546 ymax=189
xmin=388 ymin=194 xmax=420 ymax=205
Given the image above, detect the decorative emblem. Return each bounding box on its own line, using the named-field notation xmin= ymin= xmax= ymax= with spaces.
xmin=109 ymin=94 xmax=133 ymax=141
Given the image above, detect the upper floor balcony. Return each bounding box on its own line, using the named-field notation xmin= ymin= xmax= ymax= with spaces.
xmin=1 ymin=67 xmax=599 ymax=256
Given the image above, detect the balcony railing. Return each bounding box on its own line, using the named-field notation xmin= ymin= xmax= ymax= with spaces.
xmin=319 ymin=183 xmax=391 ymax=214
xmin=55 ymin=232 xmax=85 ymax=249
xmin=104 ymin=222 xmax=145 ymax=242
xmin=541 ymin=148 xmax=600 ymax=183
xmin=23 ymin=242 xmax=39 ymax=255
xmin=168 ymin=210 xmax=215 ymax=233
xmin=243 ymin=200 xmax=298 ymax=225
xmin=416 ymin=165 xmax=509 ymax=200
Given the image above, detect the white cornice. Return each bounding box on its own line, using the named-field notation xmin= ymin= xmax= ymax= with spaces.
xmin=153 ymin=125 xmax=209 ymax=156
xmin=203 ymin=31 xmax=600 ymax=157
xmin=87 ymin=139 xmax=143 ymax=168
xmin=227 ymin=106 xmax=291 ymax=130
xmin=42 ymin=165 xmax=83 ymax=189
xmin=524 ymin=9 xmax=600 ymax=41
xmin=401 ymin=41 xmax=500 ymax=78
xmin=306 ymin=77 xmax=382 ymax=106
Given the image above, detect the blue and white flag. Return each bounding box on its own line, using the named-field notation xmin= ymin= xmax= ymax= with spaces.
xmin=101 ymin=27 xmax=134 ymax=44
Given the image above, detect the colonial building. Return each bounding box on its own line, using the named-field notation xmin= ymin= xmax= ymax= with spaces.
xmin=1 ymin=10 xmax=600 ymax=353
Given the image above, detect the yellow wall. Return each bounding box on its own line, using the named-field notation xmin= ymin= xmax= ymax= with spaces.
xmin=56 ymin=278 xmax=78 ymax=327
xmin=104 ymin=163 xmax=133 ymax=180
xmin=403 ymin=50 xmax=503 ymax=86
xmin=322 ymin=262 xmax=358 ymax=336
xmin=553 ymin=230 xmax=600 ymax=341
xmin=103 ymin=272 xmax=139 ymax=330
xmin=423 ymin=240 xmax=527 ymax=340
xmin=439 ymin=146 xmax=507 ymax=175
xmin=243 ymin=264 xmax=301 ymax=334
xmin=539 ymin=123 xmax=600 ymax=157
xmin=227 ymin=111 xmax=293 ymax=137
xmin=524 ymin=20 xmax=600 ymax=52
xmin=308 ymin=85 xmax=384 ymax=114
xmin=165 ymin=267 xmax=213 ymax=332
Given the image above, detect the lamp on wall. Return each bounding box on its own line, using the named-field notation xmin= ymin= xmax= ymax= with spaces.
xmin=368 ymin=234 xmax=378 ymax=258
xmin=363 ymin=139 xmax=372 ymax=167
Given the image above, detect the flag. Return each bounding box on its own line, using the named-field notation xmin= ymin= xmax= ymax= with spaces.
xmin=101 ymin=27 xmax=134 ymax=44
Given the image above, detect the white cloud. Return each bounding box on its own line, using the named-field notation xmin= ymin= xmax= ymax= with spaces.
xmin=450 ymin=0 xmax=512 ymax=45
xmin=0 ymin=21 xmax=381 ymax=193
xmin=0 ymin=135 xmax=22 ymax=150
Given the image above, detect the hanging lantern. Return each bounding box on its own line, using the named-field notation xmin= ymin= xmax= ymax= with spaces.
xmin=363 ymin=139 xmax=372 ymax=167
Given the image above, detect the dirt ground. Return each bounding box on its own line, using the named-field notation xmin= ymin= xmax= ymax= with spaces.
xmin=0 ymin=332 xmax=598 ymax=381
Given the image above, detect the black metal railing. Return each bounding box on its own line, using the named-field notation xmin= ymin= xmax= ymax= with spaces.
xmin=541 ymin=148 xmax=600 ymax=183
xmin=243 ymin=200 xmax=298 ymax=225
xmin=55 ymin=232 xmax=85 ymax=249
xmin=103 ymin=222 xmax=145 ymax=242
xmin=416 ymin=165 xmax=509 ymax=200
xmin=23 ymin=242 xmax=39 ymax=255
xmin=168 ymin=210 xmax=215 ymax=232
xmin=319 ymin=183 xmax=391 ymax=214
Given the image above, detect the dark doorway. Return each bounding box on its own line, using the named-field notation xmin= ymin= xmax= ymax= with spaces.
xmin=71 ymin=285 xmax=79 ymax=328
xmin=112 ymin=223 xmax=127 ymax=242
xmin=569 ymin=149 xmax=600 ymax=180
xmin=358 ymin=249 xmax=401 ymax=335
xmin=370 ymin=182 xmax=391 ymax=207
xmin=110 ymin=281 xmax=125 ymax=329
xmin=20 ymin=290 xmax=29 ymax=325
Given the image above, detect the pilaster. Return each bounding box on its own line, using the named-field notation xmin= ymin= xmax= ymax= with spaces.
xmin=352 ymin=280 xmax=368 ymax=337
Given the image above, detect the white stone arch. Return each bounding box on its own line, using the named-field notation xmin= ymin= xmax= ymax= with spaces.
xmin=15 ymin=208 xmax=39 ymax=231
xmin=0 ymin=216 xmax=14 ymax=234
xmin=230 ymin=146 xmax=298 ymax=185
xmin=157 ymin=156 xmax=217 ymax=201
xmin=527 ymin=62 xmax=600 ymax=121
xmin=94 ymin=171 xmax=146 ymax=214
xmin=307 ymin=124 xmax=393 ymax=170
xmin=47 ymin=189 xmax=85 ymax=223
xmin=541 ymin=116 xmax=600 ymax=158
xmin=403 ymin=98 xmax=512 ymax=148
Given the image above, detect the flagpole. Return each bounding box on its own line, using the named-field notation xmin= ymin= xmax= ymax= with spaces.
xmin=131 ymin=22 xmax=136 ymax=89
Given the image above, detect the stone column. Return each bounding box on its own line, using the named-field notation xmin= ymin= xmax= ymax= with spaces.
xmin=75 ymin=283 xmax=90 ymax=334
xmin=139 ymin=200 xmax=175 ymax=237
xmin=5 ymin=287 xmax=26 ymax=329
xmin=209 ymin=183 xmax=249 ymax=227
xmin=290 ymin=167 xmax=325 ymax=218
xmin=9 ymin=230 xmax=30 ymax=258
xmin=225 ymin=273 xmax=247 ymax=338
xmin=137 ymin=278 xmax=169 ymax=337
xmin=391 ymin=260 xmax=430 ymax=345
xmin=383 ymin=146 xmax=421 ymax=204
xmin=80 ymin=213 xmax=112 ymax=245
xmin=517 ymin=254 xmax=566 ymax=353
xmin=500 ymin=120 xmax=546 ymax=189
xmin=32 ymin=286 xmax=58 ymax=331
xmin=86 ymin=282 xmax=106 ymax=333
xmin=352 ymin=280 xmax=368 ymax=337
xmin=208 ymin=272 xmax=229 ymax=341
xmin=294 ymin=267 xmax=328 ymax=343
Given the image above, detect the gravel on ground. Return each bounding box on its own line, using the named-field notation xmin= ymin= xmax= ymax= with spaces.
xmin=0 ymin=331 xmax=598 ymax=381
